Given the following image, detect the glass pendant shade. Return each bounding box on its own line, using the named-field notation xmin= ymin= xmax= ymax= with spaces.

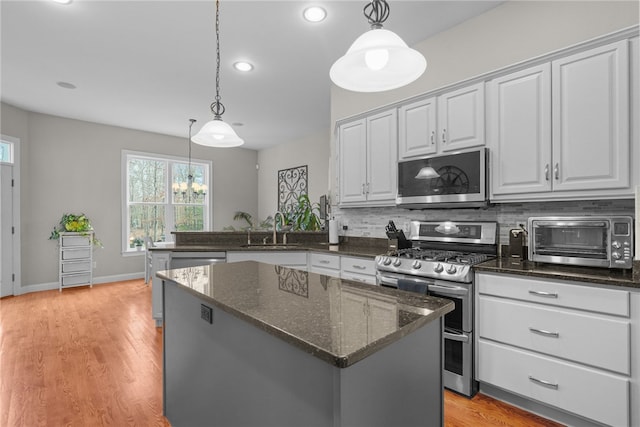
xmin=192 ymin=118 xmax=244 ymax=148
xmin=330 ymin=28 xmax=427 ymax=92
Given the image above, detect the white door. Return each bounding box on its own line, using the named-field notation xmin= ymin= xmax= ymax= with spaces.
xmin=438 ymin=82 xmax=485 ymax=152
xmin=489 ymin=63 xmax=552 ymax=196
xmin=338 ymin=119 xmax=368 ymax=205
xmin=366 ymin=109 xmax=397 ymax=203
xmin=398 ymin=96 xmax=437 ymax=159
xmin=1 ymin=163 xmax=14 ymax=297
xmin=552 ymin=40 xmax=630 ymax=191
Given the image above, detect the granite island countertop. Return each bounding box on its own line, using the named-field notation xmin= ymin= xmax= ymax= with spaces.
xmin=158 ymin=261 xmax=454 ymax=368
xmin=476 ymin=258 xmax=640 ymax=290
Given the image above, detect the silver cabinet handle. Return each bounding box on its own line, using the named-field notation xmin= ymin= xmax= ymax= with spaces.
xmin=361 ymin=183 xmax=365 ymax=195
xmin=529 ymin=375 xmax=559 ymax=390
xmin=319 ymin=260 xmax=330 ymax=264
xmin=544 ymin=164 xmax=549 ymax=181
xmin=529 ymin=290 xmax=558 ymax=298
xmin=352 ymin=265 xmax=367 ymax=270
xmin=430 ymin=130 xmax=435 ymax=145
xmin=366 ymin=183 xmax=370 ymax=194
xmin=442 ymin=129 xmax=447 ymax=144
xmin=529 ymin=327 xmax=560 ymax=338
xmin=554 ymin=163 xmax=559 ymax=180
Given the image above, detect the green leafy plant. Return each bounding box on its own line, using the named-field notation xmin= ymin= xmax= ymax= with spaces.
xmin=283 ymin=194 xmax=322 ymax=231
xmin=133 ymin=237 xmax=144 ymax=246
xmin=49 ymin=213 xmax=102 ymax=247
xmin=224 ymin=211 xmax=274 ymax=231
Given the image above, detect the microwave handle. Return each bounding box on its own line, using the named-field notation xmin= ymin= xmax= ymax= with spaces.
xmin=532 ymin=221 xmax=608 ymax=228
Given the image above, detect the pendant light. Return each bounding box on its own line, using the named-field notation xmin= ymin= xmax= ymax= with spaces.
xmin=192 ymin=0 xmax=244 ymax=148
xmin=173 ymin=119 xmax=208 ymax=202
xmin=330 ymin=0 xmax=427 ymax=93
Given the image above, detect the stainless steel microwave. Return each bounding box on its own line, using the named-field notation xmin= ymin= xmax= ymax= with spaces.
xmin=396 ymin=148 xmax=488 ymax=209
xmin=528 ymin=216 xmax=634 ymax=269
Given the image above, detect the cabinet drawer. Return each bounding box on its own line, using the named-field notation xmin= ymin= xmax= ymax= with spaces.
xmin=61 ymin=234 xmax=91 ymax=247
xmin=309 ymin=265 xmax=341 ymax=278
xmin=309 ymin=253 xmax=340 ymax=270
xmin=340 ymin=256 xmax=375 ymax=276
xmin=62 ymin=248 xmax=91 ymax=260
xmin=341 ymin=271 xmax=376 ymax=286
xmin=478 ymin=340 xmax=629 ymax=427
xmin=61 ymin=260 xmax=91 ymax=273
xmin=477 ymin=273 xmax=629 ymax=316
xmin=479 ymin=295 xmax=630 ymax=374
xmin=61 ymin=273 xmax=92 ymax=287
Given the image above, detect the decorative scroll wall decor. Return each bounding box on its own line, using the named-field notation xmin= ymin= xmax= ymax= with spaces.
xmin=276 ymin=266 xmax=309 ymax=298
xmin=278 ymin=165 xmax=308 ymax=212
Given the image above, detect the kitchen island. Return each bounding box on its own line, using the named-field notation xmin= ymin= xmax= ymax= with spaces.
xmin=158 ymin=261 xmax=453 ymax=427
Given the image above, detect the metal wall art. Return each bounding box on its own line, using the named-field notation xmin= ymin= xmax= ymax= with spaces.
xmin=275 ymin=266 xmax=309 ymax=298
xmin=278 ymin=165 xmax=308 ymax=212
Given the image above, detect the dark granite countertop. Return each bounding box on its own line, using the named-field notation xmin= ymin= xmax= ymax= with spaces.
xmin=148 ymin=235 xmax=389 ymax=259
xmin=476 ymin=258 xmax=640 ymax=290
xmin=157 ymin=261 xmax=453 ymax=368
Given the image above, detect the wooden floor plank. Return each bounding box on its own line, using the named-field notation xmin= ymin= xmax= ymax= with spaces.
xmin=1 ymin=279 xmax=563 ymax=426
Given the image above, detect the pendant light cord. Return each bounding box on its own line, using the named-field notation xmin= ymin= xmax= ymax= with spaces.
xmin=364 ymin=0 xmax=390 ymax=29
xmin=188 ymin=118 xmax=196 ymax=182
xmin=210 ymin=0 xmax=225 ymax=119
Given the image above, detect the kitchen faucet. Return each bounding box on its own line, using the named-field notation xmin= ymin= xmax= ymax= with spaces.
xmin=273 ymin=211 xmax=285 ymax=244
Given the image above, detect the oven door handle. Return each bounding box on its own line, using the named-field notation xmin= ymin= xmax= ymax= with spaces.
xmin=444 ymin=330 xmax=470 ymax=343
xmin=429 ymin=283 xmax=469 ymax=296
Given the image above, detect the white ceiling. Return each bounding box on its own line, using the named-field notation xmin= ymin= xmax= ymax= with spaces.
xmin=1 ymin=0 xmax=503 ymax=150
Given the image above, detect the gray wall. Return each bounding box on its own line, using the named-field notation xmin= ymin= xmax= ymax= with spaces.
xmin=1 ymin=102 xmax=258 ymax=290
xmin=256 ymin=129 xmax=331 ymax=222
xmin=329 ymin=1 xmax=639 ymax=244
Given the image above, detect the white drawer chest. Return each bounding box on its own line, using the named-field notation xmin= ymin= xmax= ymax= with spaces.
xmin=475 ymin=272 xmax=637 ymax=427
xmin=58 ymin=232 xmax=93 ymax=291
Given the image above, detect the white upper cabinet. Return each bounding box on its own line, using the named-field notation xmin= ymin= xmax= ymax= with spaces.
xmin=398 ymin=96 xmax=437 ymax=158
xmin=437 ymin=83 xmax=486 ymax=152
xmin=552 ymin=40 xmax=629 ymax=192
xmin=338 ymin=108 xmax=397 ymax=207
xmin=399 ymin=82 xmax=485 ymax=160
xmin=489 ymin=64 xmax=552 ymax=195
xmin=490 ymin=39 xmax=631 ymax=201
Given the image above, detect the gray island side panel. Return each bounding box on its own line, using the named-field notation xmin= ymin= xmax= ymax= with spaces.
xmin=162 ymin=262 xmax=446 ymax=427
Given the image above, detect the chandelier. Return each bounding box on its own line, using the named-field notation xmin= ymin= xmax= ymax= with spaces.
xmin=173 ymin=119 xmax=208 ymax=203
xmin=192 ymin=0 xmax=244 ymax=147
xmin=330 ymin=0 xmax=427 ymax=92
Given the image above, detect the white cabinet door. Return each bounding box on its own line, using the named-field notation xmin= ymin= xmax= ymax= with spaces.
xmin=437 ymin=82 xmax=485 ymax=152
xmin=552 ymin=39 xmax=630 ymax=191
xmin=340 ymin=290 xmax=369 ymax=352
xmin=338 ymin=118 xmax=368 ymax=204
xmin=398 ymin=96 xmax=437 ymax=159
xmin=366 ymin=109 xmax=398 ymax=202
xmin=489 ymin=64 xmax=552 ymax=196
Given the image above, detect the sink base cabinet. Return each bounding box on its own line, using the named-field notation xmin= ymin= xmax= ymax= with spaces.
xmin=475 ymin=272 xmax=636 ymax=426
xmin=163 ymin=280 xmax=444 ymax=427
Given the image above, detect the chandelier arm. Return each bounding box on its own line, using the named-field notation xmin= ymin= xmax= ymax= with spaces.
xmin=364 ymin=0 xmax=390 ymax=29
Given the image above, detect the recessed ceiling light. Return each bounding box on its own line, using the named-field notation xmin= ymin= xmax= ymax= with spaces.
xmin=51 ymin=0 xmax=73 ymax=4
xmin=303 ymin=6 xmax=327 ymax=23
xmin=233 ymin=62 xmax=253 ymax=72
xmin=57 ymin=81 xmax=76 ymax=89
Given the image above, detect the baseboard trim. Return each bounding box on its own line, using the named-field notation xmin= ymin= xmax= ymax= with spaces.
xmin=16 ymin=272 xmax=145 ymax=295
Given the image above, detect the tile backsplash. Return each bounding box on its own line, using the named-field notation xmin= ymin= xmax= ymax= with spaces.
xmin=332 ymin=199 xmax=635 ymax=246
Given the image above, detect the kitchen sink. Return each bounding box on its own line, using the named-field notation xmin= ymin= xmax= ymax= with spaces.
xmin=240 ymin=243 xmax=302 ymax=249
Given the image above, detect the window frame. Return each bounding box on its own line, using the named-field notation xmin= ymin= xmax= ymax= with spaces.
xmin=121 ymin=150 xmax=212 ymax=255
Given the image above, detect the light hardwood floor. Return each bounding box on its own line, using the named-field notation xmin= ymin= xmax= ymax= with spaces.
xmin=0 ymin=280 xmax=563 ymax=427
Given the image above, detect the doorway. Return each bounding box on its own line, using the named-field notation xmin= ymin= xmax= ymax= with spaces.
xmin=1 ymin=135 xmax=20 ymax=297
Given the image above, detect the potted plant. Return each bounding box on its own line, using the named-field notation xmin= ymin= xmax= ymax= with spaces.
xmin=133 ymin=237 xmax=144 ymax=250
xmin=284 ymin=194 xmax=322 ymax=231
xmin=49 ymin=213 xmax=102 ymax=247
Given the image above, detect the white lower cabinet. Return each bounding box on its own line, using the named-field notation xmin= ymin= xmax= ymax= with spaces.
xmin=308 ymin=252 xmax=341 ymax=278
xmin=59 ymin=232 xmax=93 ymax=291
xmin=476 ymin=272 xmax=633 ymax=426
xmin=340 ymin=255 xmax=376 ymax=286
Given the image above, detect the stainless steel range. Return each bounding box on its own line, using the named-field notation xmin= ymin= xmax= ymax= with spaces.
xmin=375 ymin=220 xmax=498 ymax=397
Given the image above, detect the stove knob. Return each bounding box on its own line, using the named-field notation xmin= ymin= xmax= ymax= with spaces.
xmin=612 ymin=241 xmax=621 ymax=249
xmin=393 ymin=258 xmax=402 ymax=267
xmin=446 ymin=265 xmax=457 ymax=274
xmin=382 ymin=257 xmax=392 ymax=266
xmin=612 ymin=252 xmax=622 ymax=260
xmin=434 ymin=263 xmax=444 ymax=273
xmin=412 ymin=260 xmax=422 ymax=270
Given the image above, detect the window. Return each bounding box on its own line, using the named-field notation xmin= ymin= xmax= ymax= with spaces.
xmin=123 ymin=151 xmax=211 ymax=252
xmin=0 ymin=140 xmax=14 ymax=164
